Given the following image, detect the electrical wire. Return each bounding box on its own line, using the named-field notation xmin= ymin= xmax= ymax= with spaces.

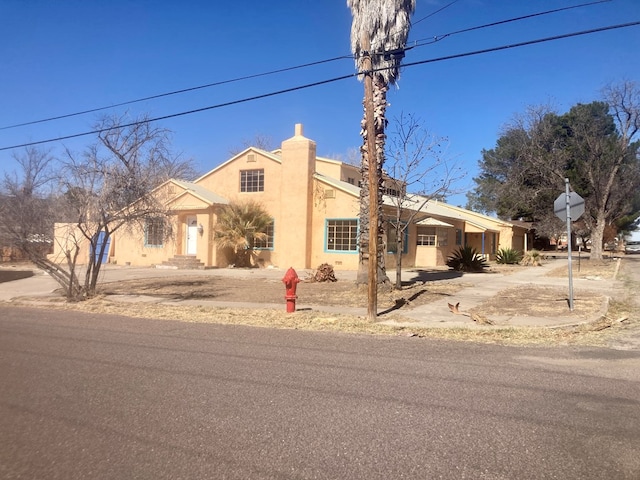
xmin=1 ymin=20 xmax=637 ymax=153
xmin=409 ymin=0 xmax=612 ymax=47
xmin=398 ymin=20 xmax=640 ymax=73
xmin=0 ymin=1 xmax=609 ymax=132
xmin=0 ymin=55 xmax=353 ymax=131
xmin=377 ymin=0 xmax=611 ymax=55
xmin=0 ymin=74 xmax=357 ymax=151
xmin=412 ymin=0 xmax=460 ymax=26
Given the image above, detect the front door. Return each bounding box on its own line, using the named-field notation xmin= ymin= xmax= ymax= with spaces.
xmin=186 ymin=216 xmax=198 ymax=255
xmin=92 ymin=231 xmax=111 ymax=264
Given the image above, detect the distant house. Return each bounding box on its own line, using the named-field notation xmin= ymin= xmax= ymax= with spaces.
xmin=51 ymin=124 xmax=529 ymax=270
xmin=0 ymin=194 xmax=53 ymax=262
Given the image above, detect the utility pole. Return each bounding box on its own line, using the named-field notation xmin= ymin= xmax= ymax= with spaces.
xmin=362 ymin=33 xmax=378 ymax=321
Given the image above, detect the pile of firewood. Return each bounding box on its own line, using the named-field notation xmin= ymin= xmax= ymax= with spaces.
xmin=308 ymin=263 xmax=337 ymax=282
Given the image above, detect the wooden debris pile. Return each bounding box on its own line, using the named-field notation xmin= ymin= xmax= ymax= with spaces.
xmin=307 ymin=263 xmax=337 ymax=283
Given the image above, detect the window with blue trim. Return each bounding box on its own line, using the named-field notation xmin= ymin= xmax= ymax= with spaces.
xmin=326 ymin=219 xmax=358 ymax=252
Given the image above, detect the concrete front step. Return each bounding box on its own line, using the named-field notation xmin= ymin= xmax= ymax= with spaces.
xmin=158 ymin=255 xmax=205 ymax=270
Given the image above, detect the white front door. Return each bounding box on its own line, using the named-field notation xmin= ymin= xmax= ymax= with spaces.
xmin=186 ymin=216 xmax=198 ymax=255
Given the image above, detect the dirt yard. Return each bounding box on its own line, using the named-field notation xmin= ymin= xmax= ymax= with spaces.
xmin=95 ymin=271 xmax=470 ymax=310
xmin=0 ymin=260 xmax=619 ymax=316
xmin=1 ymin=259 xmax=636 ymax=346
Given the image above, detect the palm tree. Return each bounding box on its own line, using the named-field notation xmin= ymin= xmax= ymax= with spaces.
xmin=214 ymin=200 xmax=272 ymax=267
xmin=347 ymin=0 xmax=415 ymax=318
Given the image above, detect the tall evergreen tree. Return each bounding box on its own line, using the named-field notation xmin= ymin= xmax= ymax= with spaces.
xmin=467 ymin=82 xmax=640 ymax=260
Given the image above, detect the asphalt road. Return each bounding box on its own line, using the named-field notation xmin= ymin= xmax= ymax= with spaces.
xmin=1 ymin=306 xmax=639 ymax=479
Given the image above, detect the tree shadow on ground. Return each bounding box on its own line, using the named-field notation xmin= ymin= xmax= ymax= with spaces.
xmin=403 ymin=269 xmax=463 ymax=286
xmin=0 ymin=270 xmax=34 ymax=284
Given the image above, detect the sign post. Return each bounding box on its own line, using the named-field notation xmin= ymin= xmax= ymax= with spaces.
xmin=554 ymin=179 xmax=585 ymax=311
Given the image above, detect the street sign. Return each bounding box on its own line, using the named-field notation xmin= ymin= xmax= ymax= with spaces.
xmin=556 ymin=179 xmax=584 ymax=311
xmin=554 ymin=191 xmax=585 ymax=222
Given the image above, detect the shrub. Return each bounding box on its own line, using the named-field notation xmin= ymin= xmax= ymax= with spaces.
xmin=446 ymin=246 xmax=488 ymax=272
xmin=495 ymin=247 xmax=523 ymax=265
xmin=521 ymin=249 xmax=543 ymax=266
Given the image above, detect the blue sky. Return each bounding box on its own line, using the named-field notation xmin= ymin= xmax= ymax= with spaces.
xmin=1 ymin=0 xmax=638 ymax=207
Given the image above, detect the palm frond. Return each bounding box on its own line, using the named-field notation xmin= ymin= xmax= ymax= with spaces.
xmin=347 ymin=0 xmax=415 ymax=85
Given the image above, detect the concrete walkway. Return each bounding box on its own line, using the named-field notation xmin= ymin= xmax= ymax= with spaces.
xmin=0 ymin=259 xmax=620 ymax=329
xmin=383 ymin=259 xmax=620 ymax=329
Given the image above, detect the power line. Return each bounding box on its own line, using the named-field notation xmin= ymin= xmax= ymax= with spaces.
xmin=2 ymin=20 xmax=637 ymax=153
xmin=381 ymin=0 xmax=609 ymax=55
xmin=413 ymin=0 xmax=460 ymax=26
xmin=399 ymin=20 xmax=640 ymax=71
xmin=0 ymin=74 xmax=357 ymax=151
xmin=0 ymin=55 xmax=353 ymax=131
xmin=409 ymin=0 xmax=612 ymax=47
xmin=1 ymin=1 xmax=609 ymax=132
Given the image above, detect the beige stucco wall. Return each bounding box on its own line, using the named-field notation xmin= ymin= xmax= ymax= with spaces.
xmin=50 ymin=223 xmax=91 ymax=265
xmin=51 ymin=124 xmax=527 ymax=272
xmin=109 ymin=219 xmax=178 ymax=267
xmin=314 ymin=157 xmax=343 ymax=180
xmin=194 ymin=125 xmax=318 ymax=270
xmin=196 ymin=151 xmax=285 ymax=267
xmin=309 ymin=181 xmax=360 ymax=270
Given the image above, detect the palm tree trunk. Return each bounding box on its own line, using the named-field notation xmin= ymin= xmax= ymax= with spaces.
xmin=357 ymin=73 xmax=390 ymax=288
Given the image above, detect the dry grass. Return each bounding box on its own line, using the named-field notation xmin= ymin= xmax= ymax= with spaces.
xmin=10 ymin=292 xmax=636 ymax=348
xmin=546 ymin=258 xmax=619 ymax=279
xmin=3 ymin=258 xmax=637 ymax=347
xmin=96 ymin=275 xmax=467 ymax=310
xmin=469 ymin=285 xmax=605 ymax=320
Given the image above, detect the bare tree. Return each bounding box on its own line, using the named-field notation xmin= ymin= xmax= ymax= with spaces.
xmin=1 ymin=118 xmax=193 ymax=299
xmin=0 ymin=147 xmax=57 ymax=264
xmin=385 ymin=114 xmax=463 ymax=289
xmin=41 ymin=114 xmax=196 ymax=299
xmin=228 ymin=134 xmax=276 ymax=157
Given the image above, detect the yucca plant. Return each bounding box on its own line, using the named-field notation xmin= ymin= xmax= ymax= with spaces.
xmin=495 ymin=247 xmax=523 ymax=265
xmin=521 ymin=249 xmax=543 ymax=266
xmin=446 ymin=246 xmax=488 ymax=272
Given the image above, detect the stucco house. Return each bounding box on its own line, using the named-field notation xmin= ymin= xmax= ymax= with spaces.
xmin=52 ymin=124 xmax=529 ymax=270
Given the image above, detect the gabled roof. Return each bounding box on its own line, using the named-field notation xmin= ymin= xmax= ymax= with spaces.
xmin=313 ymin=172 xmax=360 ymax=197
xmin=314 ymin=169 xmax=509 ymax=232
xmin=316 ymin=156 xmax=344 ymax=166
xmin=171 ymin=180 xmax=228 ymax=205
xmin=383 ymin=194 xmax=508 ymax=232
xmin=416 ymin=217 xmax=455 ymax=227
xmin=194 ymin=147 xmax=282 ymax=183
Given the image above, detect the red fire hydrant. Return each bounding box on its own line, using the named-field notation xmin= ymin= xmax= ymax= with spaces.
xmin=282 ymin=267 xmax=300 ymax=313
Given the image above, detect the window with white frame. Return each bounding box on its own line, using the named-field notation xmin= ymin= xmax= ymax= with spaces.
xmin=145 ymin=218 xmax=165 ymax=247
xmin=326 ymin=219 xmax=358 ymax=251
xmin=416 ymin=226 xmax=436 ymax=246
xmin=240 ymin=169 xmax=264 ymax=192
xmin=254 ymin=220 xmax=275 ymax=249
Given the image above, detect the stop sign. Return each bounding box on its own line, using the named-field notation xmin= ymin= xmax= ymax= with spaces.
xmin=554 ymin=191 xmax=585 ymax=222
